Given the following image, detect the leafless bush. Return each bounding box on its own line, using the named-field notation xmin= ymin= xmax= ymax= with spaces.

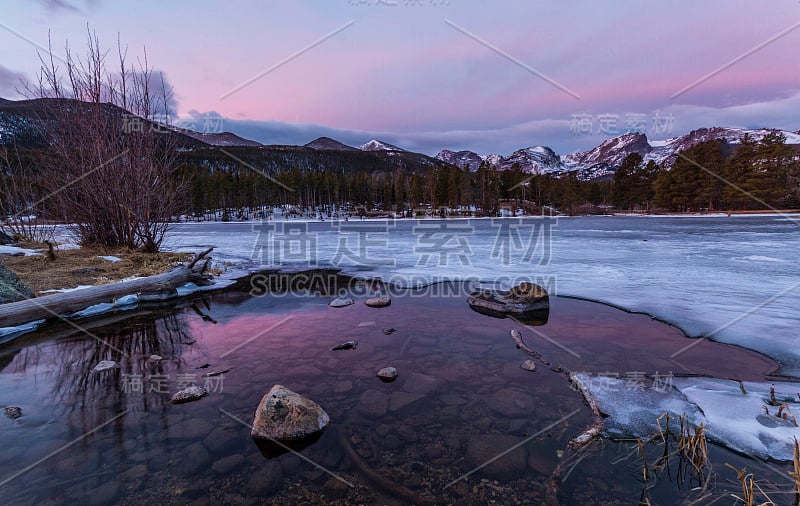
xmin=18 ymin=28 xmax=186 ymax=252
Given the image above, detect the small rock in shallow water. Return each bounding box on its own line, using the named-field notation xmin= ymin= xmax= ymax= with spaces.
xmin=171 ymin=386 xmax=208 ymax=404
xmin=331 ymin=340 xmax=357 ymax=351
xmin=92 ymin=360 xmax=119 ymax=373
xmin=382 ymin=328 xmax=396 ymax=335
xmin=377 ymin=367 xmax=398 ymax=382
xmin=148 ymin=354 xmax=162 ymax=362
xmin=520 ymin=360 xmax=537 ymax=372
xmin=4 ymin=406 xmax=22 ymax=419
xmin=328 ymin=297 xmax=354 ymax=308
xmin=365 ymin=296 xmax=391 ymax=308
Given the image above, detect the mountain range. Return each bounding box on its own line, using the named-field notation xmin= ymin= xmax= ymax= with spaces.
xmin=1 ymin=97 xmax=798 ymax=181
xmin=436 ymin=128 xmax=800 ymax=180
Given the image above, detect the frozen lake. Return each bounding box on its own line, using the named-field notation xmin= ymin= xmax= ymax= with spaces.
xmin=163 ymin=215 xmax=800 ymax=376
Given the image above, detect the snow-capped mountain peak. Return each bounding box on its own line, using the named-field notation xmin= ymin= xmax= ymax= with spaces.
xmin=359 ymin=139 xmax=405 ymax=152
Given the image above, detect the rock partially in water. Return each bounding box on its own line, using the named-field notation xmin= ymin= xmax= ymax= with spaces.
xmin=331 ymin=340 xmax=358 ymax=351
xmin=91 ymin=360 xmax=119 ymax=373
xmin=465 ymin=434 xmax=528 ymax=478
xmin=520 ymin=360 xmax=537 ymax=372
xmin=329 ymin=297 xmax=354 ymax=308
xmin=171 ymin=386 xmax=208 ymax=404
xmin=382 ymin=328 xmax=397 ymax=335
xmin=4 ymin=406 xmax=22 ymax=420
xmin=365 ymin=296 xmax=391 ymax=308
xmin=377 ymin=366 xmax=398 ymax=382
xmin=467 ymin=281 xmax=549 ymax=323
xmin=251 ymin=385 xmax=330 ymax=442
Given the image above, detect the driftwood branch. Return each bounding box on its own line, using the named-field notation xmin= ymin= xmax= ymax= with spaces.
xmin=508 ymin=328 xmax=605 ymax=505
xmin=0 ymin=248 xmax=214 ymax=328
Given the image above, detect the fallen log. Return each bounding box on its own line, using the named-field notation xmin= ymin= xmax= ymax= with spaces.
xmin=0 ymin=248 xmax=213 ymax=329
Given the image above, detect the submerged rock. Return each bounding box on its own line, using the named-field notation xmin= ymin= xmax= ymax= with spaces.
xmin=467 ymin=281 xmax=549 ymax=321
xmin=92 ymin=360 xmax=119 ymax=373
xmin=246 ymin=461 xmax=283 ymax=497
xmin=402 ymin=372 xmax=444 ymax=394
xmin=329 ymin=297 xmax=354 ymax=308
xmin=365 ymin=296 xmax=391 ymax=308
xmin=465 ymin=434 xmax=528 ymax=478
xmin=376 ymin=366 xmax=398 ymax=382
xmin=171 ymin=386 xmax=208 ymax=404
xmin=251 ymin=385 xmax=330 ymax=442
xmin=358 ymin=390 xmax=389 ymax=418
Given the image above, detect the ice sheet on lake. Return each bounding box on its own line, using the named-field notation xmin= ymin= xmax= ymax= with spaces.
xmin=159 ymin=216 xmax=800 ymax=375
xmin=575 ymin=373 xmax=800 ymax=461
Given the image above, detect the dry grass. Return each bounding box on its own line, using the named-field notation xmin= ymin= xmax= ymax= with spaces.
xmin=677 ymin=414 xmax=709 ymax=477
xmin=2 ymin=246 xmax=192 ymax=295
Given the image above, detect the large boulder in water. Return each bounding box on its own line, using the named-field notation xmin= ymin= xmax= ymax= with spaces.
xmin=467 ymin=281 xmax=549 ymax=323
xmin=251 ymin=385 xmax=330 ymax=442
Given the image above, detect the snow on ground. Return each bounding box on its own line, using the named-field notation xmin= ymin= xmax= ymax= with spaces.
xmin=98 ymin=255 xmax=122 ymax=262
xmin=0 ymin=245 xmax=42 ymax=256
xmin=40 ymin=285 xmax=95 ymax=293
xmin=574 ymin=373 xmax=800 ymax=462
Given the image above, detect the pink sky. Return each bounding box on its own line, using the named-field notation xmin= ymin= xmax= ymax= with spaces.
xmin=2 ymin=0 xmax=799 ymax=154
